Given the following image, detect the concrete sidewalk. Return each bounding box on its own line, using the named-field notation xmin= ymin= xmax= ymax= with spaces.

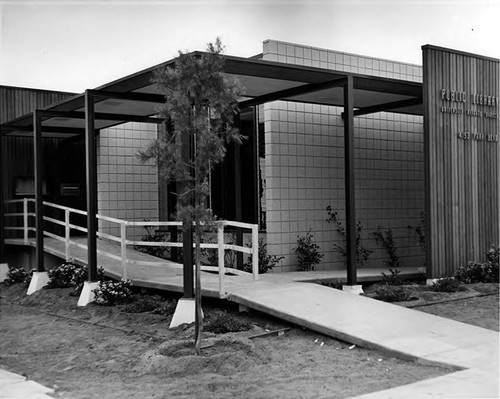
xmin=230 ymin=281 xmax=499 ymax=399
xmin=0 ymin=368 xmax=54 ymax=399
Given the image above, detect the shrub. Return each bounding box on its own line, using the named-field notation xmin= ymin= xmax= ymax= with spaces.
xmin=294 ymin=229 xmax=324 ymax=271
xmin=47 ymin=263 xmax=84 ymax=288
xmin=243 ymin=238 xmax=284 ymax=274
xmin=6 ymin=266 xmax=31 ymax=285
xmin=93 ymin=279 xmax=133 ymax=306
xmin=151 ymin=300 xmax=177 ymax=317
xmin=201 ymin=232 xmax=236 ymax=267
xmin=374 ymin=284 xmax=412 ymax=302
xmin=204 ymin=310 xmax=252 ymax=334
xmin=134 ymin=225 xmax=172 ymax=260
xmin=455 ymin=262 xmax=499 ymax=284
xmin=381 ymin=268 xmax=405 ymax=286
xmin=371 ymin=226 xmax=400 ymax=269
xmin=47 ymin=263 xmax=105 ymax=290
xmin=431 ymin=277 xmax=465 ymax=292
xmin=455 ymin=245 xmax=499 ymax=284
xmin=486 ymin=245 xmax=499 ymax=264
xmin=326 ymin=206 xmax=372 ymax=267
xmin=408 ymin=211 xmax=426 ymax=255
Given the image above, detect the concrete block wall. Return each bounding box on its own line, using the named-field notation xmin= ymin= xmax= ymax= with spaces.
xmin=262 ymin=40 xmax=425 ymax=272
xmin=97 ymin=122 xmax=159 ymax=240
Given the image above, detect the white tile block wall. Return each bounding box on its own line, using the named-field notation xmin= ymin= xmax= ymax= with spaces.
xmin=262 ymin=40 xmax=425 ymax=272
xmin=97 ymin=122 xmax=159 ymax=240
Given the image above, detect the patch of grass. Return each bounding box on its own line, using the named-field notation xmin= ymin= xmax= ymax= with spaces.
xmin=374 ymin=284 xmax=414 ymax=302
xmin=120 ymin=295 xmax=177 ymax=316
xmin=120 ymin=295 xmax=168 ymax=313
xmin=204 ymin=310 xmax=253 ymax=334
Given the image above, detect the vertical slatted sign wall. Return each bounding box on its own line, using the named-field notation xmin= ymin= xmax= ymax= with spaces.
xmin=423 ymin=45 xmax=499 ymax=278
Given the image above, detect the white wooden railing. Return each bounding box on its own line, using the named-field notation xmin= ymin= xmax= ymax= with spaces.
xmin=3 ymin=198 xmax=259 ymax=297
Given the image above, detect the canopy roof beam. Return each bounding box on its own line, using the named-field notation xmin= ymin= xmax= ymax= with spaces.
xmin=353 ymin=97 xmax=423 ymax=117
xmin=238 ymin=77 xmax=347 ymax=108
xmin=89 ymin=89 xmax=164 ymax=104
xmin=1 ymin=125 xmax=85 ymax=135
xmin=38 ymin=110 xmax=163 ymax=124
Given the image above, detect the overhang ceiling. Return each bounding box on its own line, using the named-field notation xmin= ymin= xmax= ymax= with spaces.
xmin=0 ymin=52 xmax=423 ymax=138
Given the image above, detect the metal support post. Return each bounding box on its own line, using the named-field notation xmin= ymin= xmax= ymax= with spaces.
xmin=343 ymin=76 xmax=357 ymax=286
xmin=85 ymin=90 xmax=98 ymax=281
xmin=34 ymin=110 xmax=44 ymax=272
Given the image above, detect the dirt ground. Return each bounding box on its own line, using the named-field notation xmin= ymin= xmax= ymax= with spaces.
xmin=0 ymin=282 xmax=497 ymax=399
xmin=410 ymin=283 xmax=499 ymax=332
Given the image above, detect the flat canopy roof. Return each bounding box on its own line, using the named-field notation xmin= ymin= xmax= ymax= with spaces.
xmin=0 ymin=51 xmax=423 ymax=137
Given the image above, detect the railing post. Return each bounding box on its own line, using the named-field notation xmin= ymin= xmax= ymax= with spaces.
xmin=65 ymin=209 xmax=70 ymax=261
xmin=121 ymin=222 xmax=127 ymax=280
xmin=23 ymin=198 xmax=28 ymax=245
xmin=218 ymin=223 xmax=225 ymax=297
xmin=252 ymin=225 xmax=259 ymax=280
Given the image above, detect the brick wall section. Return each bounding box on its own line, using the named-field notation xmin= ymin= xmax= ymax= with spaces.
xmin=97 ymin=122 xmax=159 ymax=240
xmin=262 ymin=40 xmax=425 ymax=272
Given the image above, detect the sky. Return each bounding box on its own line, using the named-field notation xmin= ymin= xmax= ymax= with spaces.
xmin=0 ymin=0 xmax=499 ymax=93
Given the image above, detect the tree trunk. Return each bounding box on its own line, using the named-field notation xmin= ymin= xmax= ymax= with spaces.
xmin=194 ymin=222 xmax=203 ymax=355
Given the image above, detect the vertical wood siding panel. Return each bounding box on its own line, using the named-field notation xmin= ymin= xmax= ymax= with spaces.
xmin=423 ymin=47 xmax=499 ymax=277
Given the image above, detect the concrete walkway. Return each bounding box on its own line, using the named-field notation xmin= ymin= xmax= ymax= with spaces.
xmin=5 ymin=238 xmax=499 ymax=398
xmin=232 ymin=281 xmax=499 ymax=398
xmin=0 ymin=368 xmax=54 ymax=398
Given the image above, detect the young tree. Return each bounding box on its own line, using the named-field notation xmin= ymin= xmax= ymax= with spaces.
xmin=139 ymin=39 xmax=243 ymax=354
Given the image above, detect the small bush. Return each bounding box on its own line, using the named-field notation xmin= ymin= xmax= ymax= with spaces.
xmin=455 ymin=261 xmax=499 ymax=284
xmin=201 ymin=232 xmax=236 ymax=267
xmin=374 ymin=284 xmax=412 ymax=302
xmin=7 ymin=266 xmax=31 ymax=285
xmin=93 ymin=279 xmax=133 ymax=306
xmin=47 ymin=263 xmax=84 ymax=288
xmin=486 ymin=245 xmax=499 ymax=264
xmin=431 ymin=277 xmax=465 ymax=292
xmin=371 ymin=226 xmax=400 ymax=269
xmin=455 ymin=245 xmax=499 ymax=284
xmin=381 ymin=268 xmax=405 ymax=286
xmin=47 ymin=263 xmax=105 ymax=290
xmin=151 ymin=300 xmax=177 ymax=317
xmin=243 ymin=238 xmax=284 ymax=274
xmin=135 ymin=228 xmax=171 ymax=260
xmin=294 ymin=229 xmax=324 ymax=271
xmin=326 ymin=206 xmax=372 ymax=267
xmin=204 ymin=310 xmax=252 ymax=334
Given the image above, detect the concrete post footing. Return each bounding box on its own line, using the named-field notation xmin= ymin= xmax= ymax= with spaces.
xmin=170 ymin=298 xmax=197 ymax=328
xmin=342 ymin=285 xmax=364 ymax=295
xmin=27 ymin=271 xmax=50 ymax=295
xmin=77 ymin=281 xmax=100 ymax=306
xmin=0 ymin=263 xmax=9 ymax=282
